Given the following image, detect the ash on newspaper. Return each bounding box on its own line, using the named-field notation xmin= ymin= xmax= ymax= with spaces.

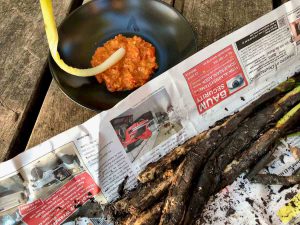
xmin=110 ymin=88 xmax=183 ymax=162
xmin=201 ymin=135 xmax=300 ymax=225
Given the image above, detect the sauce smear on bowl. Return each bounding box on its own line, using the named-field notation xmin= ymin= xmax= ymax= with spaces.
xmin=91 ymin=34 xmax=158 ymax=92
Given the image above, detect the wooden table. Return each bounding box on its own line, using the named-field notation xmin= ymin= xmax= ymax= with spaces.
xmin=0 ymin=0 xmax=284 ymax=162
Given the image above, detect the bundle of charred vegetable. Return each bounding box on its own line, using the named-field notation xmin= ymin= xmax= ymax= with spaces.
xmin=193 ymin=101 xmax=300 ymax=225
xmin=185 ymin=85 xmax=300 ymax=224
xmin=107 ymin=73 xmax=300 ymax=225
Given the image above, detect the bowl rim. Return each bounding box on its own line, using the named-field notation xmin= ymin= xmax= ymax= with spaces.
xmin=49 ymin=0 xmax=198 ymax=112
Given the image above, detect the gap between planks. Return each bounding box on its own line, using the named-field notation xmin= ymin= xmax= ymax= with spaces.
xmin=6 ymin=0 xmax=85 ymax=160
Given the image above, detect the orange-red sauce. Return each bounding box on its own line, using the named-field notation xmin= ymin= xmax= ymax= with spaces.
xmin=91 ymin=34 xmax=158 ymax=92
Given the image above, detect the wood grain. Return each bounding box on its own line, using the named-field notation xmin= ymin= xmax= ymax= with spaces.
xmin=26 ymin=0 xmax=273 ymax=151
xmin=280 ymin=0 xmax=289 ymax=4
xmin=162 ymin=0 xmax=174 ymax=5
xmin=26 ymin=81 xmax=96 ymax=149
xmin=0 ymin=0 xmax=73 ymax=161
xmin=174 ymin=0 xmax=185 ymax=13
xmin=182 ymin=0 xmax=273 ymax=49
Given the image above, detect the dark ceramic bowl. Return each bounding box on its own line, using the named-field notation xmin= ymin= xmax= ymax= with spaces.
xmin=49 ymin=0 xmax=197 ymax=111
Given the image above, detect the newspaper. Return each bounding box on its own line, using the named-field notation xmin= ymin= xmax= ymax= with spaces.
xmin=1 ymin=0 xmax=300 ymax=224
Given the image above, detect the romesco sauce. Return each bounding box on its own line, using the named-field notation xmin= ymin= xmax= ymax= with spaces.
xmin=91 ymin=34 xmax=158 ymax=92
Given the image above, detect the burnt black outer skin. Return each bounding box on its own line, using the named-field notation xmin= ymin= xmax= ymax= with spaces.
xmin=111 ymin=170 xmax=173 ymax=220
xmin=116 ymin=201 xmax=164 ymax=225
xmin=172 ymin=74 xmax=300 ymax=225
xmin=159 ymin=155 xmax=198 ymax=225
xmin=246 ymin=144 xmax=277 ymax=180
xmin=135 ymin=202 xmax=164 ymax=225
xmin=162 ymin=73 xmax=300 ymax=225
xmin=157 ymin=122 xmax=237 ymax=225
xmin=251 ymin=174 xmax=300 ymax=185
xmin=184 ymin=87 xmax=300 ymax=224
xmin=220 ymin=107 xmax=300 ymax=189
xmin=128 ymin=173 xmax=172 ymax=215
xmin=165 ymin=103 xmax=266 ymax=225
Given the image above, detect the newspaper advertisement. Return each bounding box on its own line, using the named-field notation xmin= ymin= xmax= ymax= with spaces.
xmin=0 ymin=1 xmax=300 ymax=224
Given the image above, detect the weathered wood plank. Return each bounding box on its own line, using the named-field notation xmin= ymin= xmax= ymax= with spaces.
xmin=163 ymin=0 xmax=174 ymax=5
xmin=280 ymin=0 xmax=289 ymax=4
xmin=182 ymin=0 xmax=273 ymax=49
xmin=26 ymin=81 xmax=96 ymax=149
xmin=0 ymin=0 xmax=73 ymax=161
xmin=174 ymin=0 xmax=184 ymax=13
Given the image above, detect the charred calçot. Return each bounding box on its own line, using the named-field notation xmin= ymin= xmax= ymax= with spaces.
xmin=184 ymin=84 xmax=300 ymax=224
xmin=220 ymin=101 xmax=300 ymax=189
xmin=109 ymin=169 xmax=174 ymax=222
xmin=250 ymin=174 xmax=300 ymax=185
xmin=120 ymin=201 xmax=164 ymax=225
xmin=108 ymin=73 xmax=300 ymax=225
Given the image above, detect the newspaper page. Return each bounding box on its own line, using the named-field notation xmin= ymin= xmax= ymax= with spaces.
xmin=0 ymin=0 xmax=300 ymax=224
